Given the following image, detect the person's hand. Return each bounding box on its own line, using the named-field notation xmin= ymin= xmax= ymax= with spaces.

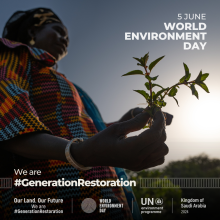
xmin=119 ymin=107 xmax=173 ymax=126
xmin=118 ymin=107 xmax=143 ymax=122
xmin=71 ymin=109 xmax=168 ymax=171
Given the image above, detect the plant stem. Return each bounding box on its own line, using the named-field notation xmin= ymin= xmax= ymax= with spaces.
xmin=149 ymin=81 xmax=152 ymax=106
xmin=145 ymin=67 xmax=152 ymax=107
xmin=161 ymin=80 xmax=195 ymax=100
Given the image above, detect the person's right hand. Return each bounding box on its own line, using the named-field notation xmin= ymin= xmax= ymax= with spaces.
xmin=71 ymin=108 xmax=168 ymax=171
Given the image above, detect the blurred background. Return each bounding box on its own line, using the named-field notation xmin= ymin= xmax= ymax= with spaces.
xmin=1 ymin=0 xmax=220 ymax=167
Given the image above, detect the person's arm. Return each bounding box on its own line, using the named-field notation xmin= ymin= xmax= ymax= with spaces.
xmin=2 ymin=109 xmax=168 ymax=171
xmin=2 ymin=132 xmax=69 ymax=162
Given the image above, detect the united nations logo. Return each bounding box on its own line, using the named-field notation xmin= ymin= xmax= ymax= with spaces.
xmin=155 ymin=198 xmax=163 ymax=205
xmin=81 ymin=198 xmax=97 ymax=213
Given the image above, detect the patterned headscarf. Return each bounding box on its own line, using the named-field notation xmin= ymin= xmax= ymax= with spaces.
xmin=2 ymin=8 xmax=62 ymax=43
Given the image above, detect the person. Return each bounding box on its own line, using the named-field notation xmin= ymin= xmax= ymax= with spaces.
xmin=0 ymin=8 xmax=170 ymax=220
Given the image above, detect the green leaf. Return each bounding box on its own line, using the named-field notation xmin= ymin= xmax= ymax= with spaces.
xmin=201 ymin=73 xmax=209 ymax=81
xmin=140 ymin=57 xmax=145 ymax=66
xmin=197 ymin=82 xmax=210 ymax=93
xmin=151 ymin=76 xmax=159 ymax=81
xmin=173 ymin=97 xmax=179 ymax=106
xmin=145 ymin=82 xmax=150 ymax=90
xmin=133 ymin=90 xmax=149 ymax=100
xmin=145 ymin=83 xmax=163 ymax=92
xmin=145 ymin=75 xmax=159 ymax=81
xmin=152 ymin=91 xmax=155 ymax=98
xmin=190 ymin=84 xmax=199 ymax=99
xmin=133 ymin=57 xmax=142 ymax=63
xmin=195 ymin=70 xmax=203 ymax=83
xmin=195 ymin=71 xmax=210 ymax=93
xmin=157 ymin=101 xmax=163 ymax=107
xmin=149 ymin=56 xmax=165 ymax=72
xmin=133 ymin=57 xmax=145 ymax=67
xmin=183 ymin=62 xmax=189 ymax=72
xmin=183 ymin=62 xmax=190 ymax=77
xmin=185 ymin=73 xmax=191 ymax=81
xmin=152 ymin=84 xmax=164 ymax=89
xmin=168 ymin=87 xmax=178 ymax=97
xmin=179 ymin=75 xmax=186 ymax=83
xmin=143 ymin=53 xmax=149 ymax=66
xmin=153 ymin=88 xmax=168 ymax=101
xmin=122 ymin=70 xmax=144 ymax=77
xmin=183 ymin=62 xmax=191 ymax=82
xmin=179 ymin=73 xmax=191 ymax=83
xmin=157 ymin=100 xmax=166 ymax=107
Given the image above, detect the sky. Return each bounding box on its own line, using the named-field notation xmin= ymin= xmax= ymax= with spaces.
xmin=1 ymin=0 xmax=220 ymax=166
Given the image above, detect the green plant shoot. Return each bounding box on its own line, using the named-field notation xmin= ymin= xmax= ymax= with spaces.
xmin=122 ymin=53 xmax=210 ymax=128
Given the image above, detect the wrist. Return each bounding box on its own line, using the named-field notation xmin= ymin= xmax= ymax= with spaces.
xmin=70 ymin=142 xmax=84 ymax=165
xmin=66 ymin=139 xmax=92 ymax=170
xmin=70 ymin=141 xmax=94 ymax=167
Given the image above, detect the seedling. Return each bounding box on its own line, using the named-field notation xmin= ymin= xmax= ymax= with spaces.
xmin=122 ymin=53 xmax=210 ymax=128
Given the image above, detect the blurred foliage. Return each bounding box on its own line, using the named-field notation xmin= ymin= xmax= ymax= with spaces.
xmin=126 ymin=154 xmax=220 ymax=219
xmin=163 ymin=153 xmax=220 ymax=177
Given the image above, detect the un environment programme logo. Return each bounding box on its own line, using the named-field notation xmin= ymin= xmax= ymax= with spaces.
xmin=81 ymin=198 xmax=97 ymax=213
xmin=155 ymin=198 xmax=163 ymax=205
xmin=141 ymin=198 xmax=163 ymax=206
